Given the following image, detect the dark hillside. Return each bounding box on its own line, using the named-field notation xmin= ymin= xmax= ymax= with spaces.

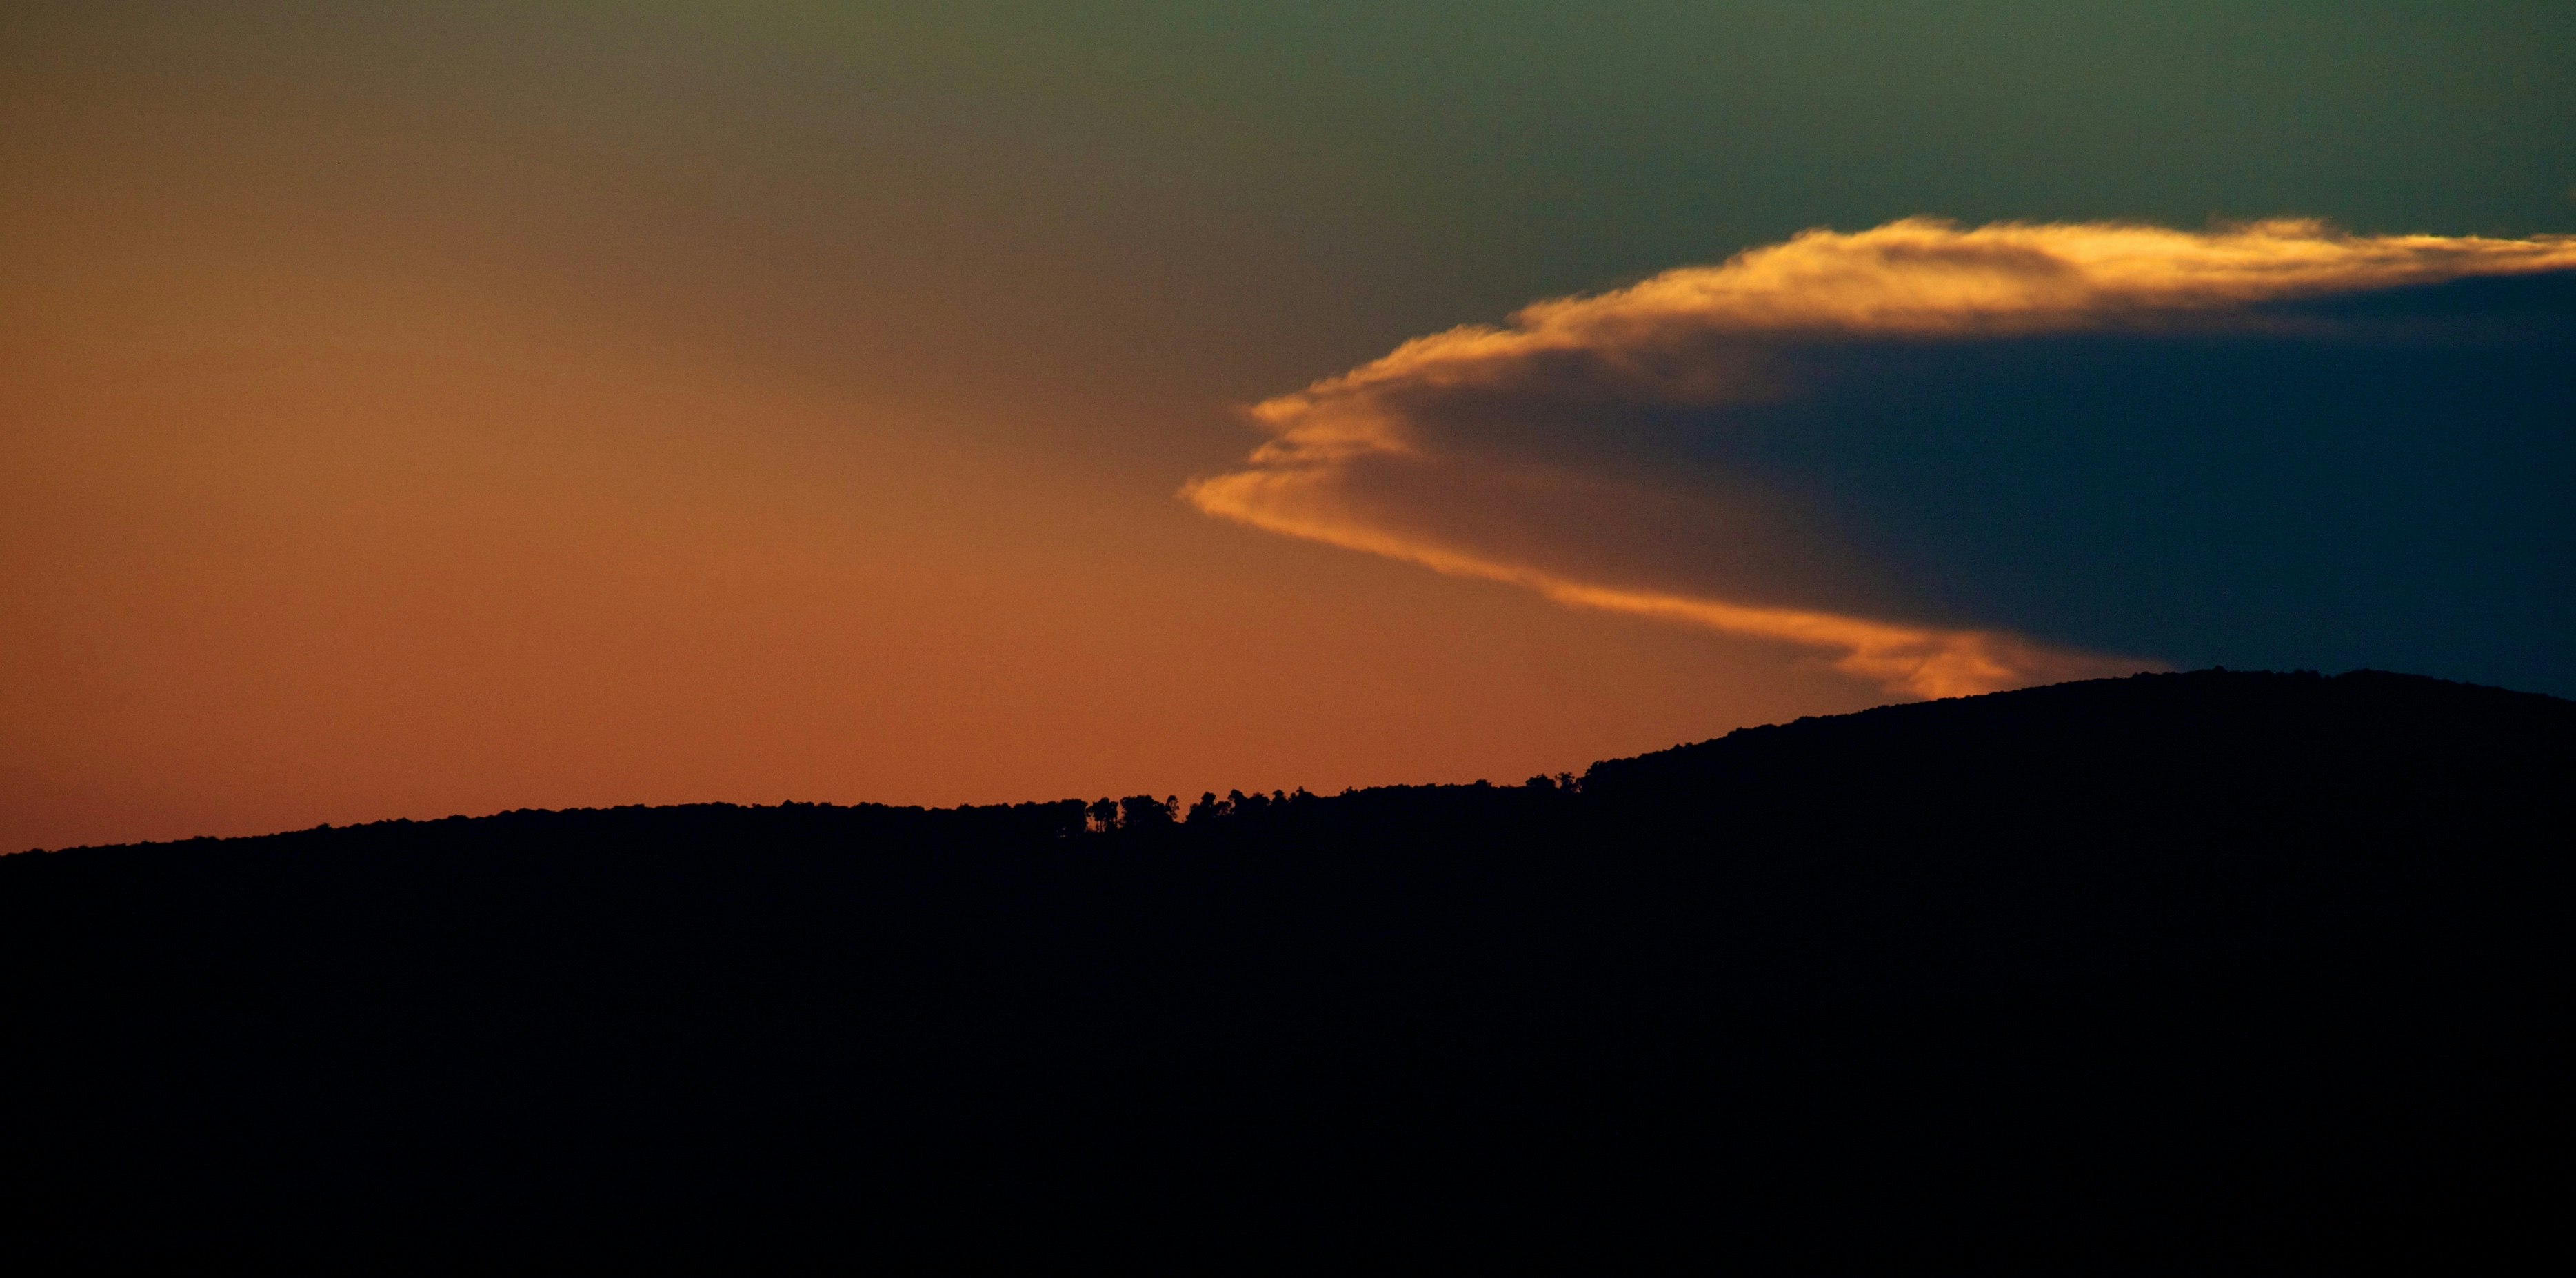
xmin=2 ymin=670 xmax=2569 ymax=1268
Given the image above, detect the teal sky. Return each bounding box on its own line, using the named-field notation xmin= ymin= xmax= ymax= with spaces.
xmin=19 ymin=4 xmax=2572 ymax=375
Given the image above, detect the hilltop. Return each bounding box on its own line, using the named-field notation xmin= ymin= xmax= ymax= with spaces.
xmin=3 ymin=670 xmax=2568 ymax=1267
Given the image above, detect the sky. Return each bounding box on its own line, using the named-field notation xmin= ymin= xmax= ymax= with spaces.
xmin=5 ymin=2 xmax=2572 ymax=850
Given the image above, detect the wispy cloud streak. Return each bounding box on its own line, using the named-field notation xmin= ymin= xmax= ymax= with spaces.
xmin=1186 ymin=219 xmax=2576 ymax=697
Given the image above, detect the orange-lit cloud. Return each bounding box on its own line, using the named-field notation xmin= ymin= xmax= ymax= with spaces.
xmin=1186 ymin=219 xmax=2576 ymax=697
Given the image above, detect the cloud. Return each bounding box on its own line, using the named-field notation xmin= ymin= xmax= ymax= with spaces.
xmin=1185 ymin=219 xmax=2576 ymax=698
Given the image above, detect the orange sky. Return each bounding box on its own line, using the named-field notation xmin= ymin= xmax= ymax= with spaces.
xmin=3 ymin=331 xmax=1872 ymax=849
xmin=0 ymin=104 xmax=1885 ymax=850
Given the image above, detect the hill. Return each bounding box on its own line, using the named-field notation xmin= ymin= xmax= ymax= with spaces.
xmin=3 ymin=669 xmax=2569 ymax=1267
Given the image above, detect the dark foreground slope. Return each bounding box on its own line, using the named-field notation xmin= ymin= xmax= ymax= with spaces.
xmin=3 ymin=670 xmax=2569 ymax=1268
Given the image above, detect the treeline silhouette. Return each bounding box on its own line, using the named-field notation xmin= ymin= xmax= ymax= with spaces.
xmin=1 ymin=670 xmax=2568 ymax=1268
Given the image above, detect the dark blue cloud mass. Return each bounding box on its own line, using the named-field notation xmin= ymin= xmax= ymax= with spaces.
xmin=1189 ymin=220 xmax=2576 ymax=697
xmin=1714 ymin=270 xmax=2576 ymax=692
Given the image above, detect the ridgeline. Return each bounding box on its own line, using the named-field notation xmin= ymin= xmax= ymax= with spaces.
xmin=4 ymin=670 xmax=2569 ymax=1267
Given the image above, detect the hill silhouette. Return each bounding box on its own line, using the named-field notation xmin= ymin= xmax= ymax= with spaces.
xmin=2 ymin=669 xmax=2568 ymax=1268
